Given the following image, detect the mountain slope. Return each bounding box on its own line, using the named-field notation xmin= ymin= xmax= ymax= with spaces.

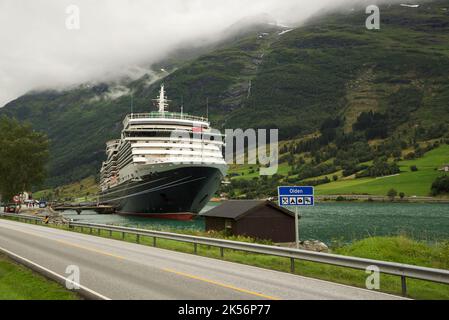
xmin=1 ymin=1 xmax=449 ymax=188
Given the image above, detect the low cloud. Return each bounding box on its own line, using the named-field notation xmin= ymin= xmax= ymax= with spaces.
xmin=0 ymin=0 xmax=399 ymax=107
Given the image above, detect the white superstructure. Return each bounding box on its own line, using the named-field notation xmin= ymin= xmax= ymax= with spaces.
xmin=100 ymin=85 xmax=227 ymax=192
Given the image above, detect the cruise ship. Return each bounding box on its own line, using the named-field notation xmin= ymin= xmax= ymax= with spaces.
xmin=99 ymin=85 xmax=228 ymax=219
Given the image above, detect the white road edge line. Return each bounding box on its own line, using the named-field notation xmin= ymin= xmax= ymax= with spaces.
xmin=0 ymin=245 xmax=111 ymax=300
xmin=0 ymin=218 xmax=407 ymax=300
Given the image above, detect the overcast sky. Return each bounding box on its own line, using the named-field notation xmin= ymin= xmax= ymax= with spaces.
xmin=0 ymin=0 xmax=383 ymax=107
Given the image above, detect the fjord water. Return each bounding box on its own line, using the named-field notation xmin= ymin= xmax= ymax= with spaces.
xmin=61 ymin=202 xmax=449 ymax=244
xmin=298 ymin=203 xmax=449 ymax=244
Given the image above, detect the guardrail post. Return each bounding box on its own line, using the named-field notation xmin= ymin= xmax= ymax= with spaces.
xmin=194 ymin=243 xmax=198 ymax=255
xmin=153 ymin=237 xmax=157 ymax=247
xmin=290 ymin=258 xmax=295 ymax=273
xmin=136 ymin=234 xmax=140 ymax=244
xmin=90 ymin=227 xmax=93 ymax=235
xmin=220 ymin=247 xmax=224 ymax=258
xmin=109 ymin=230 xmax=112 ymax=237
xmin=81 ymin=226 xmax=84 ymax=233
xmin=122 ymin=232 xmax=125 ymax=240
xmin=98 ymin=228 xmax=101 ymax=236
xmin=401 ymin=276 xmax=407 ymax=297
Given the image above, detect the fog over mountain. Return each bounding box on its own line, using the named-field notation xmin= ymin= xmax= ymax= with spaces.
xmin=0 ymin=0 xmax=401 ymax=107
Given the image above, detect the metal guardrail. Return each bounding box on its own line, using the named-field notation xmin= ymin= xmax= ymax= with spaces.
xmin=2 ymin=212 xmax=449 ymax=297
xmin=1 ymin=213 xmax=42 ymax=222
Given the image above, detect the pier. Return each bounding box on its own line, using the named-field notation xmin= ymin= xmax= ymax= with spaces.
xmin=52 ymin=204 xmax=116 ymax=215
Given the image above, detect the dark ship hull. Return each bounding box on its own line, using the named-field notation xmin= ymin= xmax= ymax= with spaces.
xmin=99 ymin=166 xmax=223 ymax=220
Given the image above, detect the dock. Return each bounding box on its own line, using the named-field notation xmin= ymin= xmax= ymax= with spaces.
xmin=52 ymin=205 xmax=116 ymax=215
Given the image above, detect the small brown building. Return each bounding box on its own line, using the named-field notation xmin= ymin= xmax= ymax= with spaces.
xmin=202 ymin=200 xmax=296 ymax=243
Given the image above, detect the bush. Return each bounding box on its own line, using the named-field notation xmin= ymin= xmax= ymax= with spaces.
xmin=404 ymin=152 xmax=416 ymax=160
xmin=431 ymin=175 xmax=449 ymax=196
xmin=387 ymin=188 xmax=398 ymax=200
xmin=357 ymin=158 xmax=400 ymax=178
xmin=410 ymin=165 xmax=418 ymax=172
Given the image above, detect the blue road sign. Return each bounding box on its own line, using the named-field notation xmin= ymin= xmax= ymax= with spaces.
xmin=278 ymin=186 xmax=314 ymax=207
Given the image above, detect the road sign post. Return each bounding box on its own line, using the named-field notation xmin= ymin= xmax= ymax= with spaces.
xmin=278 ymin=186 xmax=315 ymax=249
xmin=295 ymin=207 xmax=299 ymax=249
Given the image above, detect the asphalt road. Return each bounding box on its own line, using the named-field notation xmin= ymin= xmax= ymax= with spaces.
xmin=0 ymin=219 xmax=403 ymax=300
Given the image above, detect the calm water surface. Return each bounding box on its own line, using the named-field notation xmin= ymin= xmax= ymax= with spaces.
xmin=61 ymin=202 xmax=449 ymax=244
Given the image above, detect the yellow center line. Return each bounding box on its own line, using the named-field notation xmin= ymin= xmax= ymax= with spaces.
xmin=56 ymin=238 xmax=126 ymax=260
xmin=163 ymin=268 xmax=280 ymax=300
xmin=2 ymin=220 xmax=280 ymax=300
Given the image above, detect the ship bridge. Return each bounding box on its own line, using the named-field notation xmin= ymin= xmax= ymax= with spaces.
xmin=122 ymin=112 xmax=210 ymax=131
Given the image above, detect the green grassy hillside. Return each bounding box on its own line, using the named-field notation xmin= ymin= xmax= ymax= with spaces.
xmin=1 ymin=1 xmax=448 ymax=188
xmin=225 ymin=143 xmax=449 ymax=198
xmin=34 ymin=176 xmax=99 ymax=202
xmin=316 ymin=144 xmax=449 ymax=196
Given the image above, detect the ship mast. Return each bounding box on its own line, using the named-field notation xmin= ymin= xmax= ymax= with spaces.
xmin=153 ymin=84 xmax=170 ymax=116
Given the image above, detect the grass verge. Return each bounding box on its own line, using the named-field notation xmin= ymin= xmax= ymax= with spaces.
xmin=0 ymin=253 xmax=80 ymax=300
